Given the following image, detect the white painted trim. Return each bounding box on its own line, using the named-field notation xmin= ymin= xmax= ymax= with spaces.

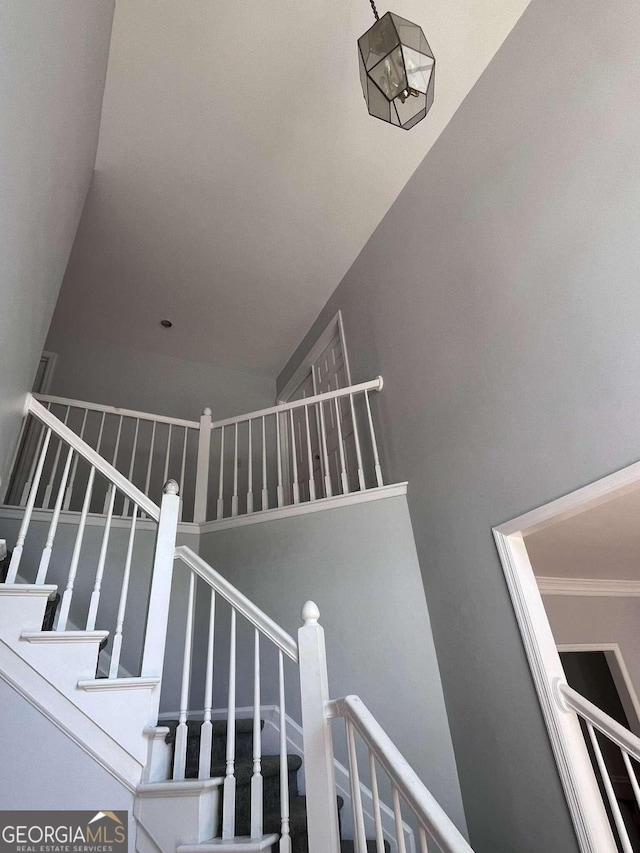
xmin=198 ymin=482 xmax=408 ymax=534
xmin=278 ymin=311 xmax=352 ymax=405
xmin=493 ymin=525 xmax=623 ymax=851
xmin=537 ymin=576 xmax=640 ymax=597
xmin=557 ymin=643 xmax=640 ymax=737
xmin=0 ymin=504 xmax=197 ymax=536
xmin=77 ymin=676 xmax=161 ymax=692
xmin=37 ymin=352 xmax=58 ymax=394
xmin=20 ymin=629 xmax=108 ymax=644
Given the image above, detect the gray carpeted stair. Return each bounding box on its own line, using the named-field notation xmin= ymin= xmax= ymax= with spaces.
xmin=163 ymin=718 xmax=389 ymax=852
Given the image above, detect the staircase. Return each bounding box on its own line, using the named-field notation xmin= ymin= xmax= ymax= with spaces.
xmin=0 ymin=393 xmax=473 ymax=853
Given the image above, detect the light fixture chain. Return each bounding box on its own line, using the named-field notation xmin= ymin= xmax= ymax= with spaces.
xmin=369 ymin=0 xmax=379 ymax=21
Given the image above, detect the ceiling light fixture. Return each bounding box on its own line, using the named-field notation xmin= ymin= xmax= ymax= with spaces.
xmin=358 ymin=1 xmax=435 ymax=130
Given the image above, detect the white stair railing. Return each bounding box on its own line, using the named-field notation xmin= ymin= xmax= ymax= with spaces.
xmin=168 ymin=545 xmax=298 ymax=848
xmin=203 ymin=377 xmax=385 ymax=522
xmin=4 ymin=378 xmax=385 ymax=525
xmin=326 ymin=694 xmax=473 ymax=853
xmin=5 ymin=393 xmax=201 ymax=521
xmin=2 ymin=395 xmax=181 ymax=685
xmin=556 ymin=681 xmax=640 ymax=853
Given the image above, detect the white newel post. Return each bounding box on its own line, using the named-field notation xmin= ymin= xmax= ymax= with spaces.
xmin=298 ymin=602 xmax=341 ymax=853
xmin=194 ymin=406 xmax=212 ymax=523
xmin=142 ymin=480 xmax=181 ymax=722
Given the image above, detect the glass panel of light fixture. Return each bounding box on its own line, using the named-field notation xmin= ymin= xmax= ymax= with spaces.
xmin=394 ymin=89 xmax=426 ymax=127
xmin=369 ymin=46 xmax=407 ymax=100
xmin=366 ymin=77 xmax=392 ymax=122
xmin=402 ymin=46 xmax=434 ymax=94
xmin=359 ymin=13 xmax=400 ymax=72
xmin=389 ymin=13 xmax=423 ymax=53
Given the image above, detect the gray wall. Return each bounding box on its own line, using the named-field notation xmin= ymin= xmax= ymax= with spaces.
xmin=0 ymin=678 xmax=134 ymax=819
xmin=0 ymin=2 xmax=114 ymax=489
xmin=277 ymin=0 xmax=640 ymax=848
xmin=43 ymin=330 xmax=276 ymax=424
xmin=198 ymin=494 xmax=467 ymax=836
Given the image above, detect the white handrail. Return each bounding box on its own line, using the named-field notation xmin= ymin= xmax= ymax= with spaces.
xmin=328 ymin=695 xmax=473 ymax=853
xmin=174 ymin=545 xmax=298 ymax=662
xmin=209 ymin=377 xmax=384 ymax=429
xmin=27 ymin=395 xmax=160 ymax=521
xmin=559 ymin=682 xmax=640 ymax=761
xmin=34 ymin=392 xmax=200 ymax=430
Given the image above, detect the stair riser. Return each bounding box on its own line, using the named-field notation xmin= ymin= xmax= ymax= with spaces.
xmin=227 ymin=768 xmax=300 ymax=836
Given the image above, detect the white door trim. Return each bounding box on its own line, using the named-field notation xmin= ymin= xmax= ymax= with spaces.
xmin=278 ymin=311 xmax=352 ymax=405
xmin=491 ymin=461 xmax=640 ymax=853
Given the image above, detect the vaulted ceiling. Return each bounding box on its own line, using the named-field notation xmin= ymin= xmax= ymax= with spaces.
xmin=51 ymin=0 xmax=531 ymax=377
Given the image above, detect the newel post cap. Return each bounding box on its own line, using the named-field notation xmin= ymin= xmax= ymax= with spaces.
xmin=302 ymin=601 xmax=320 ymax=625
xmin=163 ymin=479 xmax=180 ymax=496
xmin=202 ymin=406 xmax=212 ymax=417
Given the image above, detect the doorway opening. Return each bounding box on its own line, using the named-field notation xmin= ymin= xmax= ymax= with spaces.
xmin=494 ymin=466 xmax=640 ymax=853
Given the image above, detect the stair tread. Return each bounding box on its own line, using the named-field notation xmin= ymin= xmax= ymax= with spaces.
xmin=178 ymin=834 xmax=279 ymax=852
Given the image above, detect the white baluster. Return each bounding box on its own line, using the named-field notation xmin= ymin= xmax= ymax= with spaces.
xmin=64 ymin=409 xmax=88 ymax=510
xmin=369 ymin=752 xmax=385 ymax=853
xmin=194 ymin=408 xmax=212 ymax=523
xmin=6 ymin=428 xmax=52 ymax=582
xmin=289 ymin=411 xmax=300 ymax=505
xmin=392 ymin=786 xmax=408 ymax=853
xmin=586 ymin=723 xmax=633 ymax=853
xmin=143 ymin=421 xmax=157 ymax=506
xmin=95 ymin=411 xmax=107 ymax=454
xmin=222 ymin=608 xmax=237 ymax=839
xmin=109 ymin=505 xmax=138 ymax=678
xmin=86 ymin=482 xmax=116 ymax=630
xmin=179 ymin=426 xmax=189 ymax=519
xmin=346 ymin=719 xmax=367 ymax=853
xmin=622 ymin=750 xmax=640 ymax=810
xmin=103 ymin=416 xmax=123 ymax=513
xmin=162 ymin=423 xmax=173 ymax=485
xmin=57 ymin=465 xmax=96 ymax=631
xmin=21 ymin=420 xmax=48 ymax=506
xmin=216 ymin=426 xmax=225 ymax=520
xmin=350 ymin=394 xmax=366 ymax=492
xmin=276 ymin=415 xmax=284 ymax=508
xmin=174 ymin=571 xmax=196 ymax=781
xmin=36 ymin=445 xmax=74 ymax=585
xmin=121 ymin=418 xmax=140 ymax=518
xmin=334 ymin=398 xmax=349 ymax=495
xmin=364 ymin=390 xmax=383 ymax=488
xmin=418 ymin=826 xmax=429 ymax=853
xmin=43 ymin=407 xmax=70 ymax=507
xmin=251 ymin=629 xmax=263 ymax=837
xmin=199 ymin=588 xmax=216 ymax=779
xmin=304 ymin=404 xmax=316 ymax=502
xmin=247 ymin=420 xmax=254 ymax=514
xmin=279 ymin=649 xmax=291 ymax=853
xmin=317 ymin=402 xmax=332 ymax=498
xmin=261 ymin=416 xmax=269 ymax=510
xmin=232 ymin=423 xmax=239 ymax=517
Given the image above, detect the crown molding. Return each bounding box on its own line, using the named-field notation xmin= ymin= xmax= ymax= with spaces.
xmin=537 ymin=576 xmax=640 ymax=597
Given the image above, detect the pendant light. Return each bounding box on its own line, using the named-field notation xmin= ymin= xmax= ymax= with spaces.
xmin=358 ymin=2 xmax=435 ymax=130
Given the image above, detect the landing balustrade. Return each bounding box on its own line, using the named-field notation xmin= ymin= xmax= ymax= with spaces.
xmin=3 ymin=378 xmax=385 ymax=525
